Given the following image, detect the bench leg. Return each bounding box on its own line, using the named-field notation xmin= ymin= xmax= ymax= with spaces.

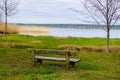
xmin=36 ymin=59 xmax=43 ymax=64
xmin=70 ymin=62 xmax=75 ymax=67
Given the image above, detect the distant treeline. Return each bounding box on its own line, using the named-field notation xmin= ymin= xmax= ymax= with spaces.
xmin=17 ymin=23 xmax=120 ymax=29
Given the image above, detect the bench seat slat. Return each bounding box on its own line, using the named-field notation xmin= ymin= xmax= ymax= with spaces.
xmin=35 ymin=56 xmax=80 ymax=62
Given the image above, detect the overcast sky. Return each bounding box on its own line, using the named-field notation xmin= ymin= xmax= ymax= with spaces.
xmin=8 ymin=0 xmax=87 ymax=24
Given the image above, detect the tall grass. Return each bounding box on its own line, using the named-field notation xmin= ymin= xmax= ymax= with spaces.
xmin=0 ymin=22 xmax=19 ymax=34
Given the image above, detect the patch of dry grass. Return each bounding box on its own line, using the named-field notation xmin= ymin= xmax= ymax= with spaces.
xmin=109 ymin=46 xmax=120 ymax=53
xmin=58 ymin=45 xmax=120 ymax=53
xmin=0 ymin=23 xmax=49 ymax=36
xmin=0 ymin=22 xmax=19 ymax=34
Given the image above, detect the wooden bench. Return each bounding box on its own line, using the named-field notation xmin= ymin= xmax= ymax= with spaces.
xmin=28 ymin=48 xmax=80 ymax=70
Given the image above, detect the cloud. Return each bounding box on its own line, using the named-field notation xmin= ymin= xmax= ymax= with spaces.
xmin=9 ymin=0 xmax=85 ymax=24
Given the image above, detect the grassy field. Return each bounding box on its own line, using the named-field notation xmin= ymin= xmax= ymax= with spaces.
xmin=0 ymin=35 xmax=120 ymax=80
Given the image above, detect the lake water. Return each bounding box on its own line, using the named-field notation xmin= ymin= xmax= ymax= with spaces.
xmin=49 ymin=28 xmax=120 ymax=38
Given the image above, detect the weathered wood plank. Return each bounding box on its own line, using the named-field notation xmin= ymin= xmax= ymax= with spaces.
xmin=28 ymin=48 xmax=76 ymax=56
xmin=35 ymin=56 xmax=80 ymax=62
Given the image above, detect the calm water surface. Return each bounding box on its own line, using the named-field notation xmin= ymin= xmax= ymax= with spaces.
xmin=49 ymin=28 xmax=120 ymax=38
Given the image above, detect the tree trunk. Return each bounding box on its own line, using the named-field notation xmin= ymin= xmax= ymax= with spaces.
xmin=4 ymin=14 xmax=8 ymax=41
xmin=106 ymin=0 xmax=109 ymax=53
xmin=106 ymin=28 xmax=110 ymax=53
xmin=4 ymin=0 xmax=8 ymax=41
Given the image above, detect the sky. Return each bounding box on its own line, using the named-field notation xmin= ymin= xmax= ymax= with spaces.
xmin=8 ymin=0 xmax=87 ymax=24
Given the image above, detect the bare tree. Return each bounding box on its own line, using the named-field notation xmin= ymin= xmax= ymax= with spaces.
xmin=0 ymin=3 xmax=2 ymax=22
xmin=0 ymin=0 xmax=18 ymax=41
xmin=82 ymin=0 xmax=120 ymax=52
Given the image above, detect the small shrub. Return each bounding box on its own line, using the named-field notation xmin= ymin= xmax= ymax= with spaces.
xmin=94 ymin=48 xmax=105 ymax=52
xmin=80 ymin=46 xmax=94 ymax=52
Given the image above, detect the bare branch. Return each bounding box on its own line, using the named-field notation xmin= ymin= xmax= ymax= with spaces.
xmin=0 ymin=0 xmax=19 ymax=41
xmin=83 ymin=0 xmax=120 ymax=52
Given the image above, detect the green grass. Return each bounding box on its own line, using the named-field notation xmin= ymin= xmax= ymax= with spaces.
xmin=0 ymin=34 xmax=120 ymax=80
xmin=0 ymin=34 xmax=120 ymax=49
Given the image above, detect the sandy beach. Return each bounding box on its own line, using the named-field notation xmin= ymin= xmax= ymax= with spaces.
xmin=18 ymin=26 xmax=50 ymax=36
